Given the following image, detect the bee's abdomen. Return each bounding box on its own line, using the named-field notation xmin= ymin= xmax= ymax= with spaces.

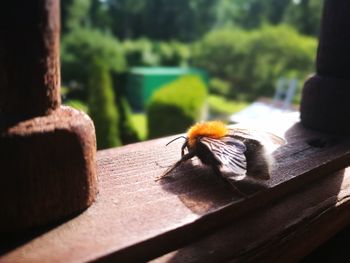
xmin=195 ymin=142 xmax=221 ymax=167
xmin=234 ymin=136 xmax=271 ymax=180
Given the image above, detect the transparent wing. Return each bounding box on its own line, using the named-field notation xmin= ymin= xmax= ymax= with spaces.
xmin=200 ymin=136 xmax=247 ymax=176
xmin=227 ymin=127 xmax=285 ymax=153
xmin=233 ymin=128 xmax=284 ymax=142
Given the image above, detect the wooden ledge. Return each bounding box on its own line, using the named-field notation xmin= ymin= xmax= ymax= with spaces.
xmin=1 ymin=115 xmax=350 ymax=262
xmin=153 ymin=168 xmax=350 ymax=262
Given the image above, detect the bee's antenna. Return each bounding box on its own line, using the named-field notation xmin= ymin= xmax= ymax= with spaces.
xmin=166 ymin=136 xmax=187 ymax=146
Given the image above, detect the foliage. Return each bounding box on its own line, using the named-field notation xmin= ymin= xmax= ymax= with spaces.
xmin=208 ymin=95 xmax=248 ymax=116
xmin=117 ymin=96 xmax=140 ymax=144
xmin=209 ymin=78 xmax=231 ymax=97
xmin=147 ymin=76 xmax=207 ymax=138
xmin=61 ymin=0 xmax=92 ymax=33
xmin=60 ymin=0 xmax=323 ymax=144
xmin=131 ymin=113 xmax=147 ymax=140
xmin=64 ymin=99 xmax=89 ymax=113
xmin=122 ymin=39 xmax=190 ymax=67
xmin=283 ymin=0 xmax=324 ymax=36
xmin=61 ymin=28 xmax=126 ymax=95
xmin=101 ymin=0 xmax=217 ymax=41
xmin=88 ymin=59 xmax=121 ymax=149
xmin=214 ymin=0 xmax=291 ymax=29
xmin=89 ymin=0 xmax=112 ymax=30
xmin=155 ymin=41 xmax=191 ymax=67
xmin=60 ymin=86 xmax=70 ymax=98
xmin=122 ymin=38 xmax=158 ymax=67
xmin=193 ymin=25 xmax=317 ymax=101
xmin=61 ymin=0 xmax=324 ymax=41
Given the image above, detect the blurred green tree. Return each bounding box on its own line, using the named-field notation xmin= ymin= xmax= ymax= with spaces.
xmin=61 ymin=0 xmax=324 ymax=40
xmin=214 ymin=0 xmax=290 ymax=29
xmin=117 ymin=96 xmax=140 ymax=144
xmin=88 ymin=59 xmax=121 ymax=149
xmin=284 ymin=0 xmax=324 ymax=36
xmin=61 ymin=0 xmax=92 ymax=33
xmin=121 ymin=38 xmax=190 ymax=67
xmin=88 ymin=0 xmax=217 ymax=41
xmin=193 ymin=25 xmax=317 ymax=100
xmin=61 ymin=28 xmax=126 ymax=99
xmin=89 ymin=0 xmax=112 ymax=30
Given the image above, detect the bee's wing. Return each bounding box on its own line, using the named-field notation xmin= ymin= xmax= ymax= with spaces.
xmin=228 ymin=127 xmax=285 ymax=153
xmin=200 ymin=137 xmax=247 ymax=176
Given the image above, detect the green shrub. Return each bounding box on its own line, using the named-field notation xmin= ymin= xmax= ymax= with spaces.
xmin=61 ymin=28 xmax=126 ymax=95
xmin=117 ymin=96 xmax=140 ymax=144
xmin=192 ymin=25 xmax=317 ymax=101
xmin=147 ymin=75 xmax=207 ymax=138
xmin=155 ymin=41 xmax=191 ymax=67
xmin=64 ymin=99 xmax=89 ymax=113
xmin=208 ymin=95 xmax=248 ymax=116
xmin=131 ymin=113 xmax=147 ymax=141
xmin=122 ymin=38 xmax=159 ymax=67
xmin=209 ymin=78 xmax=231 ymax=96
xmin=88 ymin=59 xmax=121 ymax=149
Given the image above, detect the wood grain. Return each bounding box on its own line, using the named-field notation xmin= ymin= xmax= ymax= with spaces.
xmin=153 ymin=169 xmax=350 ymax=262
xmin=1 ymin=117 xmax=350 ymax=262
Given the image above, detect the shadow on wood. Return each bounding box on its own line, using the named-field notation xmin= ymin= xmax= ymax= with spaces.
xmin=0 ymin=209 xmax=83 ymax=255
xmin=158 ymin=162 xmax=242 ymax=215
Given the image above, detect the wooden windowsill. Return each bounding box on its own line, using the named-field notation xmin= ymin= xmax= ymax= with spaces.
xmin=1 ymin=114 xmax=350 ymax=262
xmin=153 ymin=168 xmax=350 ymax=262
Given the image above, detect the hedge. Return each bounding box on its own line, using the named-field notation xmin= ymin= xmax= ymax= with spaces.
xmin=88 ymin=59 xmax=121 ymax=149
xmin=117 ymin=96 xmax=140 ymax=144
xmin=147 ymin=75 xmax=207 ymax=138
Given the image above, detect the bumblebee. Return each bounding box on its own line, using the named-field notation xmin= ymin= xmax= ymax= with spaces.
xmin=157 ymin=121 xmax=284 ymax=192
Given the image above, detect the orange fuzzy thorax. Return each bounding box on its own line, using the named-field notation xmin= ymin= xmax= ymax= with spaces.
xmin=187 ymin=121 xmax=228 ymax=147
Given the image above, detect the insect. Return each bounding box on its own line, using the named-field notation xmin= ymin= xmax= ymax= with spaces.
xmin=156 ymin=121 xmax=285 ymax=194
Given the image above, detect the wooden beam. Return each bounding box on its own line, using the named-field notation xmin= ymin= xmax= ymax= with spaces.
xmin=0 ymin=0 xmax=97 ymax=231
xmin=301 ymin=0 xmax=350 ymax=134
xmin=153 ymin=169 xmax=350 ymax=262
xmin=1 ymin=116 xmax=350 ymax=262
xmin=0 ymin=0 xmax=61 ymax=117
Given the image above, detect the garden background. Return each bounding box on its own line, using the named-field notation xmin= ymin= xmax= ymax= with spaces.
xmin=60 ymin=0 xmax=322 ymax=149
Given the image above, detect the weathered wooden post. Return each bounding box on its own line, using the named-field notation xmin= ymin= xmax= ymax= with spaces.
xmin=0 ymin=0 xmax=97 ymax=231
xmin=301 ymin=0 xmax=350 ymax=134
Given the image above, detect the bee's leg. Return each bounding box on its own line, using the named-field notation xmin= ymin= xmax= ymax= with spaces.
xmin=227 ymin=181 xmax=249 ymax=198
xmin=211 ymin=165 xmax=248 ymax=198
xmin=155 ymin=151 xmax=195 ymax=181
